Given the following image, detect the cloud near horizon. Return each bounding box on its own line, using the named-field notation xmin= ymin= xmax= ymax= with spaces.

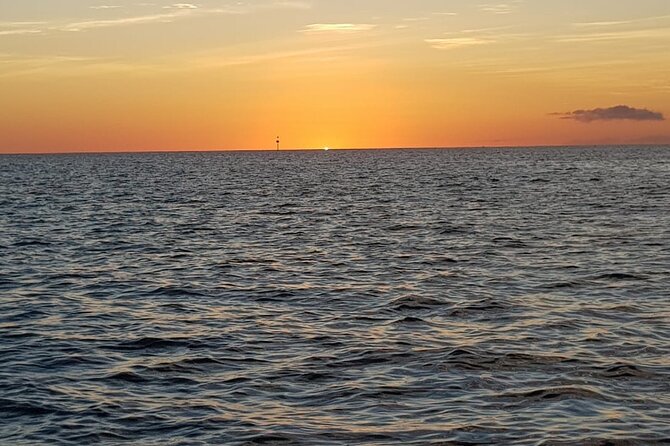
xmin=556 ymin=105 xmax=665 ymax=123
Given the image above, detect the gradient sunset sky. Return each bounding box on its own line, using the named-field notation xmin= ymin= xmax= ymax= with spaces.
xmin=1 ymin=0 xmax=669 ymax=152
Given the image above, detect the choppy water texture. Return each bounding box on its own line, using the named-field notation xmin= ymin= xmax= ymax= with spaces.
xmin=1 ymin=146 xmax=669 ymax=445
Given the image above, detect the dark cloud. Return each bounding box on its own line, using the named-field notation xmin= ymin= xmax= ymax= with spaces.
xmin=555 ymin=105 xmax=665 ymax=123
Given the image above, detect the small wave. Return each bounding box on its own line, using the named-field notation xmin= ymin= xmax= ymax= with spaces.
xmin=223 ymin=258 xmax=279 ymax=266
xmin=594 ymin=363 xmax=662 ymax=380
xmin=492 ymin=236 xmax=528 ymax=248
xmin=2 ymin=309 xmax=49 ymax=322
xmin=46 ymin=272 xmax=97 ymax=280
xmin=499 ymin=386 xmax=608 ymax=405
xmin=259 ymin=212 xmax=298 ymax=217
xmin=420 ymin=257 xmax=460 ymax=266
xmin=0 ymin=398 xmax=66 ymax=417
xmin=391 ymin=295 xmax=446 ymax=311
xmin=239 ymin=433 xmax=304 ymax=445
xmin=439 ymin=225 xmax=471 ymax=235
xmin=12 ymin=239 xmax=51 ymax=247
xmin=446 ymin=299 xmax=508 ymax=318
xmin=256 ymin=289 xmax=297 ymax=299
xmin=179 ymin=357 xmax=226 ymax=366
xmin=100 ymin=370 xmax=200 ymax=386
xmin=327 ymin=349 xmax=414 ymax=369
xmin=439 ymin=349 xmax=577 ymax=372
xmin=543 ymin=280 xmax=584 ymax=289
xmin=42 ymin=355 xmax=108 ymax=368
xmin=103 ymin=371 xmax=150 ymax=384
xmin=541 ymin=438 xmax=670 ymax=446
xmin=0 ymin=331 xmax=38 ymax=339
xmin=592 ymin=273 xmax=647 ymax=281
xmin=294 ymin=372 xmax=335 ymax=382
xmin=386 ymin=223 xmax=424 ymax=231
xmin=61 ymin=432 xmax=131 ymax=443
xmin=147 ymin=286 xmax=208 ymax=298
xmin=391 ymin=316 xmax=429 ymax=325
xmin=107 ymin=337 xmax=203 ymax=351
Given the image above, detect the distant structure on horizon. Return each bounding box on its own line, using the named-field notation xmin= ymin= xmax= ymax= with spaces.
xmin=276 ymin=136 xmax=280 ymax=151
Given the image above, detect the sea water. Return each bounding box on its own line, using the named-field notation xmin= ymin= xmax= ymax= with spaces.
xmin=1 ymin=146 xmax=668 ymax=445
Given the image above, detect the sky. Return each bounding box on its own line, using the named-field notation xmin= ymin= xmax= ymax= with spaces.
xmin=1 ymin=0 xmax=669 ymax=152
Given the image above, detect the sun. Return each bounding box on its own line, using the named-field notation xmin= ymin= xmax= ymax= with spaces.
xmin=323 ymin=146 xmax=330 ymax=151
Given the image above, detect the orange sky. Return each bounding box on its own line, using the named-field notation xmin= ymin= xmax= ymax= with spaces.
xmin=1 ymin=0 xmax=669 ymax=152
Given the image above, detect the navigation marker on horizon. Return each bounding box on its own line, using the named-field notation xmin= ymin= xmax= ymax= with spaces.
xmin=276 ymin=136 xmax=280 ymax=151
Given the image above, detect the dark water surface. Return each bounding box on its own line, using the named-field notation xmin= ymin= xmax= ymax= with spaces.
xmin=1 ymin=147 xmax=669 ymax=445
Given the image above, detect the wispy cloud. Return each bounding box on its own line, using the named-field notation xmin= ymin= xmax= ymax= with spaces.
xmin=0 ymin=21 xmax=47 ymax=26
xmin=573 ymin=20 xmax=632 ymax=27
xmin=0 ymin=53 xmax=137 ymax=78
xmin=479 ymin=1 xmax=523 ymax=15
xmin=0 ymin=28 xmax=43 ymax=36
xmin=566 ymin=14 xmax=670 ymax=44
xmin=426 ymin=37 xmax=493 ymax=50
xmin=300 ymin=23 xmax=376 ymax=34
xmin=0 ymin=20 xmax=47 ymax=36
xmin=554 ymin=105 xmax=665 ymax=123
xmin=165 ymin=3 xmax=198 ymax=9
xmin=272 ymin=1 xmax=311 ymax=10
xmin=426 ymin=26 xmax=519 ymax=50
xmin=556 ymin=28 xmax=670 ymax=43
xmin=190 ymin=42 xmax=375 ymax=69
xmin=61 ymin=10 xmax=198 ymax=32
xmin=398 ymin=12 xmax=458 ymax=27
xmin=1 ymin=1 xmax=309 ymax=36
xmin=574 ymin=14 xmax=670 ymax=27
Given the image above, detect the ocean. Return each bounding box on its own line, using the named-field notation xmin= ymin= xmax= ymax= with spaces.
xmin=1 ymin=146 xmax=668 ymax=445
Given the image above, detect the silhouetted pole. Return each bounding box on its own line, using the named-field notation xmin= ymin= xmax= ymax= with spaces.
xmin=276 ymin=136 xmax=280 ymax=151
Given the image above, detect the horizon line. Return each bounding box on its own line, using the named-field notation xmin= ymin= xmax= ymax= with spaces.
xmin=0 ymin=143 xmax=668 ymax=156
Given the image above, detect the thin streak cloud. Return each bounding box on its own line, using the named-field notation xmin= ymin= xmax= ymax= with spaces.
xmin=165 ymin=3 xmax=199 ymax=9
xmin=574 ymin=14 xmax=670 ymax=27
xmin=0 ymin=29 xmax=43 ymax=36
xmin=0 ymin=2 xmax=310 ymax=36
xmin=60 ymin=10 xmax=197 ymax=32
xmin=426 ymin=37 xmax=493 ymax=50
xmin=272 ymin=1 xmax=311 ymax=10
xmin=190 ymin=43 xmax=375 ymax=69
xmin=300 ymin=24 xmax=376 ymax=34
xmin=479 ymin=1 xmax=523 ymax=15
xmin=425 ymin=26 xmax=518 ymax=50
xmin=556 ymin=28 xmax=670 ymax=43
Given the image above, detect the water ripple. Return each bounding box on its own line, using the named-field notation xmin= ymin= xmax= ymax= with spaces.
xmin=0 ymin=147 xmax=669 ymax=445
